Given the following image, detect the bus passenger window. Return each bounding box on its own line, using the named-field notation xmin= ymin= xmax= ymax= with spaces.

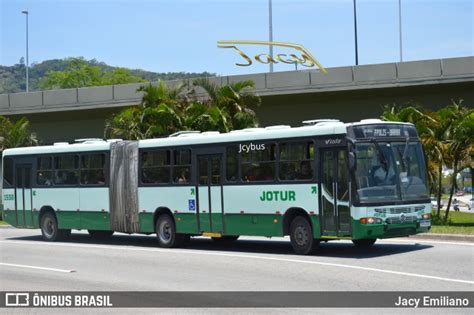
xmin=240 ymin=143 xmax=276 ymax=182
xmin=173 ymin=149 xmax=191 ymax=184
xmin=174 ymin=166 xmax=190 ymax=184
xmin=279 ymin=142 xmax=314 ymax=181
xmin=36 ymin=156 xmax=53 ymax=186
xmin=3 ymin=157 xmax=14 ymax=187
xmin=226 ymin=146 xmax=238 ymax=182
xmin=141 ymin=150 xmax=171 ymax=184
xmin=54 ymin=155 xmax=79 ymax=185
xmin=80 ymin=154 xmax=106 ymax=185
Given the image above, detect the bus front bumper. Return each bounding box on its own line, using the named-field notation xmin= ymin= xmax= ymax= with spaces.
xmin=352 ymin=219 xmax=431 ymax=240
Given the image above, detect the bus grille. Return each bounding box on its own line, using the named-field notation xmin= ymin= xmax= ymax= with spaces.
xmin=374 ymin=207 xmax=414 ymax=214
xmin=384 ymin=227 xmax=416 ymax=237
xmin=385 ymin=216 xmax=417 ymax=224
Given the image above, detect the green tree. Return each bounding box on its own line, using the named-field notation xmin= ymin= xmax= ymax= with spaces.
xmin=40 ymin=57 xmax=145 ymax=89
xmin=192 ymin=78 xmax=260 ymax=130
xmin=103 ymin=107 xmax=145 ymax=140
xmin=104 ymin=79 xmax=260 ymax=139
xmin=102 ymin=68 xmax=147 ymax=86
xmin=0 ymin=116 xmax=38 ymax=151
xmin=439 ymin=101 xmax=473 ymax=220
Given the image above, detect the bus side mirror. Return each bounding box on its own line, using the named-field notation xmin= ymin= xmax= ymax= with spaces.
xmin=349 ymin=152 xmax=356 ymax=171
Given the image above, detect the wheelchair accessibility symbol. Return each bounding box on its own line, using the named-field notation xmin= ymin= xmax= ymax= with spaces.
xmin=188 ymin=200 xmax=196 ymax=211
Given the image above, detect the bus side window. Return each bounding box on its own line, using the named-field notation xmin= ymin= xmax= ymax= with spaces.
xmin=241 ymin=143 xmax=276 ymax=182
xmin=54 ymin=155 xmax=79 ymax=186
xmin=37 ymin=156 xmax=53 ymax=186
xmin=279 ymin=142 xmax=314 ymax=181
xmin=3 ymin=157 xmax=14 ymax=188
xmin=80 ymin=154 xmax=106 ymax=185
xmin=141 ymin=150 xmax=171 ymax=184
xmin=173 ymin=149 xmax=191 ymax=184
xmin=226 ymin=146 xmax=238 ymax=182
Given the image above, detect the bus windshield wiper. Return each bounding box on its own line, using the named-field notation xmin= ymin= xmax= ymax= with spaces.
xmin=370 ymin=138 xmax=388 ymax=169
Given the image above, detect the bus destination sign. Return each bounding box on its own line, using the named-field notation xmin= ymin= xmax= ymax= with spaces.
xmin=350 ymin=124 xmax=418 ymax=139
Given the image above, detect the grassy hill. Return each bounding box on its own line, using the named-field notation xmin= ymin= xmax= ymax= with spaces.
xmin=0 ymin=58 xmax=214 ymax=94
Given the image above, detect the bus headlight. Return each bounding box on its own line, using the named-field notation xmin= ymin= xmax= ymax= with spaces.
xmin=422 ymin=213 xmax=431 ymax=220
xmin=359 ymin=217 xmax=383 ymax=224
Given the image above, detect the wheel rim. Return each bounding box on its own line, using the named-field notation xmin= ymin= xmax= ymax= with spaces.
xmin=43 ymin=217 xmax=55 ymax=238
xmin=294 ymin=225 xmax=309 ymax=247
xmin=158 ymin=220 xmax=172 ymax=243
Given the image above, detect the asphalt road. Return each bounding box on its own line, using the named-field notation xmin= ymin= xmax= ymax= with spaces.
xmin=1 ymin=227 xmax=473 ymax=294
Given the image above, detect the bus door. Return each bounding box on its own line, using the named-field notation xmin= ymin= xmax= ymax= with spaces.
xmin=14 ymin=164 xmax=33 ymax=227
xmin=319 ymin=148 xmax=351 ymax=237
xmin=196 ymin=154 xmax=224 ymax=233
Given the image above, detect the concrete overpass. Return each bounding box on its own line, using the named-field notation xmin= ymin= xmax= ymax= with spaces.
xmin=0 ymin=56 xmax=473 ymax=144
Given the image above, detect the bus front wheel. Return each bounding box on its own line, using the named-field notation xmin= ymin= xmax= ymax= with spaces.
xmin=289 ymin=216 xmax=319 ymax=255
xmin=352 ymin=239 xmax=376 ymax=248
xmin=155 ymin=214 xmax=188 ymax=248
xmin=40 ymin=212 xmax=71 ymax=242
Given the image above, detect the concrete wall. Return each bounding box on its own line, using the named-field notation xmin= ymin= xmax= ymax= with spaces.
xmin=1 ymin=56 xmax=473 ymax=116
xmin=13 ymin=81 xmax=472 ymax=145
xmin=256 ymin=82 xmax=474 ymax=127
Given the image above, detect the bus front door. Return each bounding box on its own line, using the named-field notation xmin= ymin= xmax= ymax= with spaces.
xmin=15 ymin=165 xmax=34 ymax=227
xmin=319 ymin=149 xmax=351 ymax=237
xmin=197 ymin=154 xmax=224 ymax=234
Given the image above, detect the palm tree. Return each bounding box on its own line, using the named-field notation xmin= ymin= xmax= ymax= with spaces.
xmin=105 ymin=80 xmax=189 ymax=139
xmin=104 ymin=79 xmax=261 ymax=139
xmin=137 ymin=80 xmax=187 ymax=109
xmin=439 ymin=101 xmax=473 ymax=220
xmin=0 ymin=116 xmax=38 ymax=150
xmin=184 ymin=102 xmax=230 ymax=133
xmin=104 ymin=107 xmax=145 ymax=140
xmin=193 ymin=78 xmax=260 ymax=130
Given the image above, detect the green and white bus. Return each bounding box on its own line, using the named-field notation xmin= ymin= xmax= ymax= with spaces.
xmin=1 ymin=119 xmax=431 ymax=254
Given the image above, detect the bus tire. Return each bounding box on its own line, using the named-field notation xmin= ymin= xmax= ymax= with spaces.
xmin=155 ymin=214 xmax=187 ymax=248
xmin=289 ymin=216 xmax=318 ymax=255
xmin=352 ymin=239 xmax=376 ymax=248
xmin=40 ymin=212 xmax=70 ymax=242
xmin=212 ymin=236 xmax=239 ymax=243
xmin=88 ymin=230 xmax=114 ymax=239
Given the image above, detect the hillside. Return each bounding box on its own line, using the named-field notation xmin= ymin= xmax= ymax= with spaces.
xmin=0 ymin=58 xmax=214 ymax=94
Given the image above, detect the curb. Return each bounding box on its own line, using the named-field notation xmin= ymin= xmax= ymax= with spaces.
xmin=0 ymin=225 xmax=13 ymax=228
xmin=408 ymin=233 xmax=474 ymax=243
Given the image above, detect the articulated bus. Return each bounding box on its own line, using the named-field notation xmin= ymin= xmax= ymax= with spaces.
xmin=1 ymin=119 xmax=431 ymax=254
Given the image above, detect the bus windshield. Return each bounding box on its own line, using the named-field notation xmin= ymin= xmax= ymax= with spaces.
xmin=353 ymin=141 xmax=429 ymax=204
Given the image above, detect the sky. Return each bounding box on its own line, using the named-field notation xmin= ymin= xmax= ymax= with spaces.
xmin=1 ymin=0 xmax=473 ymax=76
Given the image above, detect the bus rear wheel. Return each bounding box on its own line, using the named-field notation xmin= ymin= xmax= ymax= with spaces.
xmin=155 ymin=214 xmax=188 ymax=248
xmin=88 ymin=230 xmax=114 ymax=238
xmin=40 ymin=212 xmax=71 ymax=242
xmin=289 ymin=216 xmax=319 ymax=255
xmin=352 ymin=239 xmax=376 ymax=248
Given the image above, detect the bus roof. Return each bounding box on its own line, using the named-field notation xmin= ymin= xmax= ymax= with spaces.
xmin=2 ymin=119 xmax=414 ymax=157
